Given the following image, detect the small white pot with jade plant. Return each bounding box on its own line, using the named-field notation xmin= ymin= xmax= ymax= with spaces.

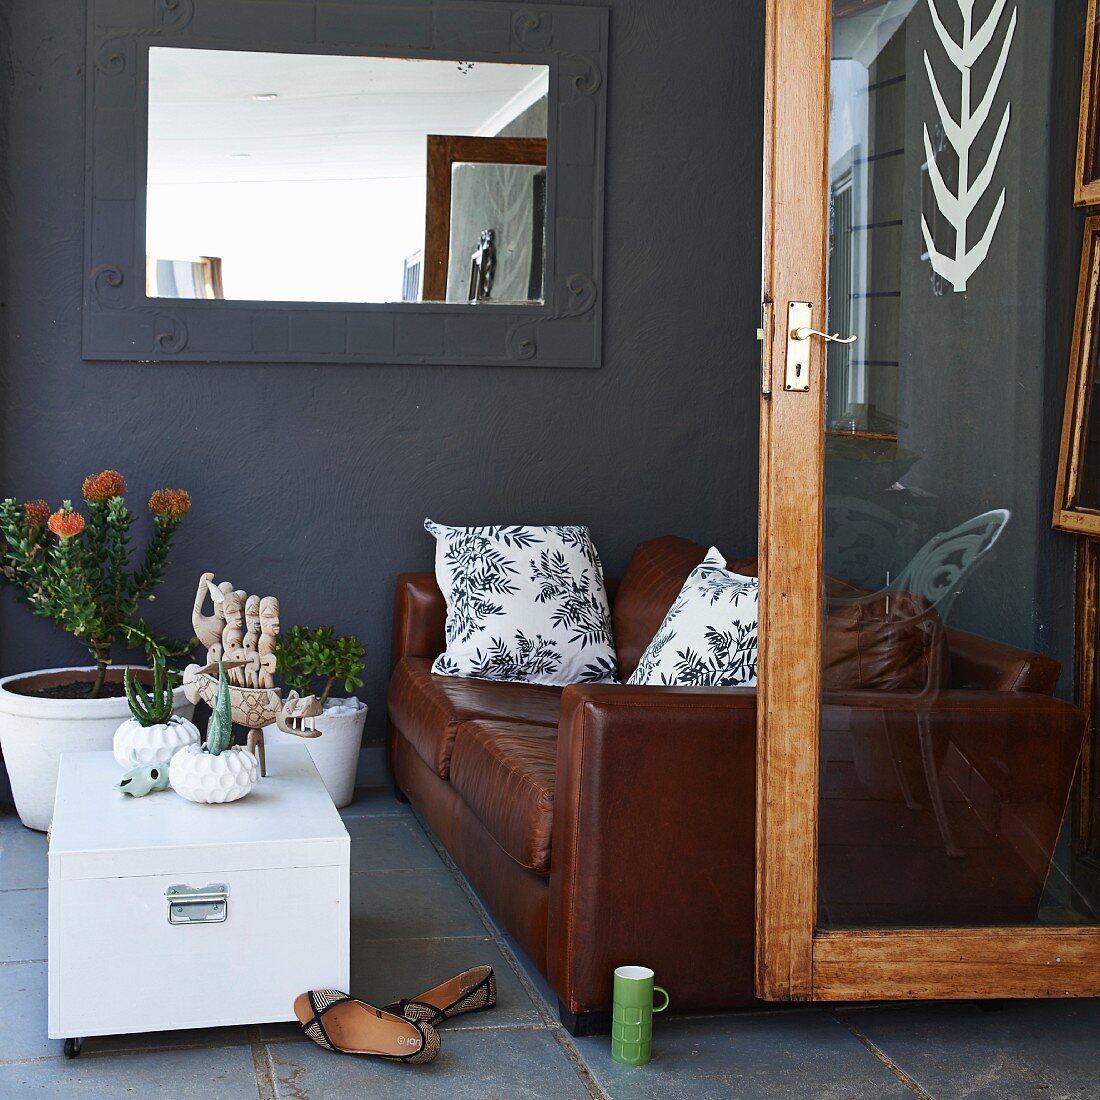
xmin=170 ymin=662 xmax=259 ymax=805
xmin=113 ymin=659 xmax=200 ymax=767
xmin=263 ymin=626 xmax=366 ymax=808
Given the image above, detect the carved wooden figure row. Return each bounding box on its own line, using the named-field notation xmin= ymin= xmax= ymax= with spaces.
xmin=184 ymin=571 xmax=322 ymax=777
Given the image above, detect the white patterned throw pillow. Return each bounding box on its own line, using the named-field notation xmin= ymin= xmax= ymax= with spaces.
xmin=426 ymin=521 xmax=619 ymax=687
xmin=628 ymin=547 xmax=758 ymax=687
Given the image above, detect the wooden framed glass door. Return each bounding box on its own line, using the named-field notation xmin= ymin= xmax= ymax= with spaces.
xmin=757 ymin=0 xmax=1100 ymax=1001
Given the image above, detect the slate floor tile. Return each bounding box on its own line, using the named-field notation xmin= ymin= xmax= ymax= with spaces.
xmin=340 ymin=788 xmax=407 ymax=818
xmin=0 ymin=817 xmax=47 ymax=890
xmin=574 ymin=1010 xmax=913 ymax=1100
xmin=501 ymin=933 xmax=558 ymax=1014
xmin=269 ymin=1023 xmax=591 ymax=1099
xmin=351 ymin=936 xmax=543 ymax=1029
xmin=0 ymin=888 xmax=47 ymax=963
xmin=0 ymin=1044 xmax=259 ymax=1098
xmin=839 ymin=999 xmax=1100 ymax=1100
xmin=0 ymin=961 xmax=52 ymax=1061
xmin=351 ymin=869 xmax=487 ymax=941
xmin=346 ymin=815 xmax=442 ymax=872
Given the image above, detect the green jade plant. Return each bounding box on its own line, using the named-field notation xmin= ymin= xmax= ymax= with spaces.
xmin=276 ymin=626 xmax=365 ymax=708
xmin=0 ymin=471 xmax=193 ymax=697
xmin=205 ymin=661 xmax=234 ymax=756
xmin=123 ymin=660 xmax=174 ymax=727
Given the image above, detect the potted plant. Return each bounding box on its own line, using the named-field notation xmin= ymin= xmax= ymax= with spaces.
xmin=170 ymin=661 xmax=259 ymax=804
xmin=113 ymin=658 xmax=200 ymax=768
xmin=264 ymin=626 xmax=366 ymax=807
xmin=0 ymin=471 xmax=195 ymax=830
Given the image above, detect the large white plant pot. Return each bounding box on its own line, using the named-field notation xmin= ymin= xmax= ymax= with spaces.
xmin=0 ymin=667 xmax=194 ymax=832
xmin=264 ymin=700 xmax=367 ymax=808
xmin=113 ymin=715 xmax=201 ymax=768
xmin=169 ymin=744 xmax=259 ymax=805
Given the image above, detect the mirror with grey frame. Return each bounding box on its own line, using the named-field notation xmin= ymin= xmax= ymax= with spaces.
xmin=84 ymin=0 xmax=607 ymax=368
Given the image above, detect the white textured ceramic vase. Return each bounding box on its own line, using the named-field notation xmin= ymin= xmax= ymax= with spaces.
xmin=263 ymin=699 xmax=367 ymax=808
xmin=0 ymin=667 xmax=195 ymax=831
xmin=169 ymin=744 xmax=259 ymax=805
xmin=113 ymin=715 xmax=201 ymax=768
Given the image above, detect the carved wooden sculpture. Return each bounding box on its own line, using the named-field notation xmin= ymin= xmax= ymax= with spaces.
xmin=183 ymin=574 xmax=322 ymax=778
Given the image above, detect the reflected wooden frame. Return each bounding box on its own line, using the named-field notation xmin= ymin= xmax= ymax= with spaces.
xmin=422 ymin=135 xmax=547 ymax=302
xmin=1054 ymin=217 xmax=1100 ymax=536
xmin=1076 ymin=0 xmax=1100 ymax=206
xmin=759 ymin=0 xmax=1100 ymax=1003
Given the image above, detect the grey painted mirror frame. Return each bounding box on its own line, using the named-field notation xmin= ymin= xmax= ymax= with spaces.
xmin=84 ymin=0 xmax=607 ymax=368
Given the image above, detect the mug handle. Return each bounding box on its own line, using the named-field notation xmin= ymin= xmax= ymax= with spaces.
xmin=653 ymin=985 xmax=670 ymax=1013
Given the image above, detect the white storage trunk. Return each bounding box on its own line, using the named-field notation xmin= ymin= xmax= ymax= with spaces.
xmin=48 ymin=746 xmax=349 ymax=1042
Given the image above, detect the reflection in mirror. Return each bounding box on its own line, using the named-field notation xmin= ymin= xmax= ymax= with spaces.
xmin=146 ymin=47 xmax=549 ymax=304
xmin=449 ymin=163 xmax=547 ymax=302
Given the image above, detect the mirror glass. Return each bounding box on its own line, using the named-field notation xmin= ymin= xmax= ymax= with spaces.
xmin=146 ymin=47 xmax=549 ymax=305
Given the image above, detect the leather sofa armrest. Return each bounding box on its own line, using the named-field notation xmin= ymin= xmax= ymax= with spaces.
xmin=944 ymin=627 xmax=1061 ymax=695
xmin=547 ymin=684 xmax=758 ymax=1016
xmin=390 ymin=572 xmax=446 ymax=670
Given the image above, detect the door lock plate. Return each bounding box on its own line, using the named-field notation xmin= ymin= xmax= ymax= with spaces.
xmin=785 ymin=301 xmax=812 ymax=392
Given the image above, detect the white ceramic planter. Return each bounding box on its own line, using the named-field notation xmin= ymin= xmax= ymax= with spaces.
xmin=264 ymin=699 xmax=367 ymax=808
xmin=113 ymin=715 xmax=201 ymax=768
xmin=0 ymin=667 xmax=195 ymax=832
xmin=169 ymin=744 xmax=259 ymax=805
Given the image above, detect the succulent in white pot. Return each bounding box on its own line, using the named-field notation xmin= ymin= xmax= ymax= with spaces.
xmin=113 ymin=660 xmax=200 ymax=767
xmin=170 ymin=662 xmax=258 ymax=805
xmin=262 ymin=626 xmax=366 ymax=807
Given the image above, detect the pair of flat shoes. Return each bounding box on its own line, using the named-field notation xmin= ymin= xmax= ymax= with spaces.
xmin=294 ymin=965 xmax=496 ymax=1065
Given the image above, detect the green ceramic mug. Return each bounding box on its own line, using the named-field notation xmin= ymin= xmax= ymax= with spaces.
xmin=611 ymin=965 xmax=670 ymax=1066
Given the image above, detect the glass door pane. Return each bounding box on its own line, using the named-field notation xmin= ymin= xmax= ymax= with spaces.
xmin=819 ymin=0 xmax=1092 ymax=928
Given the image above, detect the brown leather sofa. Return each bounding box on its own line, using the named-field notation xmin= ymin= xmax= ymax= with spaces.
xmin=388 ymin=536 xmax=1086 ymax=1032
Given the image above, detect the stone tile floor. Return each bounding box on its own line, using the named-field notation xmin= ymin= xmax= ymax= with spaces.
xmin=2 ymin=791 xmax=1100 ymax=1098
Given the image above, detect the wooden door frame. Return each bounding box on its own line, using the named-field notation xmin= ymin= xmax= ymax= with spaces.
xmin=422 ymin=135 xmax=548 ymax=302
xmin=756 ymin=0 xmax=1100 ymax=1003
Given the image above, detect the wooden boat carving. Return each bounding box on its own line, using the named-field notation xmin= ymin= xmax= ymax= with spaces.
xmin=183 ymin=574 xmax=323 ymax=776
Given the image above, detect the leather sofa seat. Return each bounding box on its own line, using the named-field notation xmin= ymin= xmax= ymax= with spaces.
xmin=450 ymin=720 xmax=558 ymax=875
xmin=389 ymin=657 xmax=561 ymax=777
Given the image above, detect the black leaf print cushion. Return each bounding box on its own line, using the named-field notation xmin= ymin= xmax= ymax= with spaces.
xmin=628 ymin=547 xmax=758 ymax=687
xmin=425 ymin=520 xmax=619 ymax=687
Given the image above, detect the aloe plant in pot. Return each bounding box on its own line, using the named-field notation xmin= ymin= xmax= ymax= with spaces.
xmin=263 ymin=626 xmax=366 ymax=807
xmin=0 ymin=471 xmax=196 ymax=830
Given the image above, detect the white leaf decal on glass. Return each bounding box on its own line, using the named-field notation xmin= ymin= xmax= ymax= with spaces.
xmin=921 ymin=0 xmax=1017 ymax=292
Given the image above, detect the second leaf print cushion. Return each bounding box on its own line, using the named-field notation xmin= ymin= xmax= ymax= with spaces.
xmin=628 ymin=546 xmax=758 ymax=687
xmin=425 ymin=520 xmax=619 ymax=686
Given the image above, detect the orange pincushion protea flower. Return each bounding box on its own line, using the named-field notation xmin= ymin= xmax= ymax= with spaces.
xmin=22 ymin=500 xmax=50 ymax=526
xmin=148 ymin=488 xmax=191 ymax=520
xmin=82 ymin=469 xmax=127 ymax=502
xmin=47 ymin=507 xmax=86 ymax=539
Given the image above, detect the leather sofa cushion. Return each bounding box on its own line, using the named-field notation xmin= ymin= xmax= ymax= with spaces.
xmin=388 ymin=658 xmax=561 ymax=778
xmin=449 ymin=721 xmax=557 ymax=875
xmin=613 ymin=536 xmax=756 ymax=681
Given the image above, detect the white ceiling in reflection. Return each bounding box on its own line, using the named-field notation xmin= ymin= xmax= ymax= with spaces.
xmin=148 ymin=47 xmax=549 ymax=185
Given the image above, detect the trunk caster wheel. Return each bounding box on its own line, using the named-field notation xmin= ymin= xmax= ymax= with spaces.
xmin=63 ymin=1037 xmax=83 ymax=1058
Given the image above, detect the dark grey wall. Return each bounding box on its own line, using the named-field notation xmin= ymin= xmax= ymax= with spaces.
xmin=0 ymin=0 xmax=765 ymax=777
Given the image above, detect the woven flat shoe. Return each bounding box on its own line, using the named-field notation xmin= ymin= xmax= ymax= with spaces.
xmin=384 ymin=965 xmax=497 ymax=1026
xmin=293 ymin=989 xmax=441 ymax=1064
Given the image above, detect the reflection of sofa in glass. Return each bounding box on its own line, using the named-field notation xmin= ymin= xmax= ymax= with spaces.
xmin=820 ymin=625 xmax=1085 ymax=926
xmin=387 ymin=535 xmax=1087 ymax=1031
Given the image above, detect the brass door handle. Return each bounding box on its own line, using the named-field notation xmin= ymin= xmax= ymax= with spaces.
xmin=790 ymin=326 xmax=857 ymax=345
